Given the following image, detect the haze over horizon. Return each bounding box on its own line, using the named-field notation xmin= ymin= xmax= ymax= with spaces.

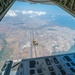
xmin=1 ymin=1 xmax=75 ymax=29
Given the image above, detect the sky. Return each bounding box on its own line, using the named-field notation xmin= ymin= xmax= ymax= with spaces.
xmin=2 ymin=1 xmax=75 ymax=29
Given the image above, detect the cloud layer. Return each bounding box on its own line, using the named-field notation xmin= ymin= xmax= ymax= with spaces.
xmin=6 ymin=10 xmax=17 ymax=17
xmin=6 ymin=10 xmax=47 ymax=17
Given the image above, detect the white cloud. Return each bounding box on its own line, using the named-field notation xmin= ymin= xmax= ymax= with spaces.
xmin=6 ymin=10 xmax=47 ymax=17
xmin=22 ymin=11 xmax=33 ymax=14
xmin=28 ymin=10 xmax=33 ymax=14
xmin=22 ymin=11 xmax=28 ymax=14
xmin=34 ymin=11 xmax=46 ymax=16
xmin=22 ymin=10 xmax=47 ymax=16
xmin=6 ymin=10 xmax=17 ymax=17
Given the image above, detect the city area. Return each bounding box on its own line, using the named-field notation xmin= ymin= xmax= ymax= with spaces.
xmin=0 ymin=18 xmax=75 ymax=68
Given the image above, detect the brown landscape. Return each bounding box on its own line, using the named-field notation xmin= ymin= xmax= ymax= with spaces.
xmin=0 ymin=18 xmax=75 ymax=69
